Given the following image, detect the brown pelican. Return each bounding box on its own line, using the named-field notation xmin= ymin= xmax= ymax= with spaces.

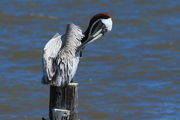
xmin=42 ymin=13 xmax=113 ymax=87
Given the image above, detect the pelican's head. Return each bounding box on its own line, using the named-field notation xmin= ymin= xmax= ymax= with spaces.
xmin=81 ymin=13 xmax=113 ymax=46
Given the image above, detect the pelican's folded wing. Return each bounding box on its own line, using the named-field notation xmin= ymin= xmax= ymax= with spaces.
xmin=42 ymin=33 xmax=62 ymax=84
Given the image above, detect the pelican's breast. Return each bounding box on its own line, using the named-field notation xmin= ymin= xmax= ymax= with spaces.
xmin=71 ymin=57 xmax=80 ymax=79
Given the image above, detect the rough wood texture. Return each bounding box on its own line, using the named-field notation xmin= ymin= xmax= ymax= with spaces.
xmin=49 ymin=83 xmax=78 ymax=120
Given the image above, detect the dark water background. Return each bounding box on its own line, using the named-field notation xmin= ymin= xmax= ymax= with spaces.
xmin=0 ymin=0 xmax=180 ymax=120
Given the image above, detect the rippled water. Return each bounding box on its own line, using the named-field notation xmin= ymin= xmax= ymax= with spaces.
xmin=0 ymin=0 xmax=180 ymax=120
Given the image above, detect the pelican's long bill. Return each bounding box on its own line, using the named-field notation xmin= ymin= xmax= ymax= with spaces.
xmin=77 ymin=15 xmax=113 ymax=52
xmin=78 ymin=29 xmax=104 ymax=50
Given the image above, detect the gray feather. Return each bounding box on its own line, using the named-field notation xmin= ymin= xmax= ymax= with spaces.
xmin=42 ymin=24 xmax=84 ymax=87
xmin=42 ymin=33 xmax=62 ymax=84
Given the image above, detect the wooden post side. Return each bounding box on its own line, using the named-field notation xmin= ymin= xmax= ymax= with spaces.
xmin=49 ymin=86 xmax=66 ymax=120
xmin=49 ymin=83 xmax=78 ymax=120
xmin=65 ymin=83 xmax=78 ymax=120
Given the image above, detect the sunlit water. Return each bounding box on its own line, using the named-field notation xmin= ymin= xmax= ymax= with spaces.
xmin=0 ymin=0 xmax=180 ymax=120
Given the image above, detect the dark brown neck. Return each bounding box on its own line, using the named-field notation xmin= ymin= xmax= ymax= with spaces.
xmin=81 ymin=27 xmax=90 ymax=44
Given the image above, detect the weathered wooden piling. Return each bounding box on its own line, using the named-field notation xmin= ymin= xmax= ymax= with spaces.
xmin=43 ymin=83 xmax=78 ymax=120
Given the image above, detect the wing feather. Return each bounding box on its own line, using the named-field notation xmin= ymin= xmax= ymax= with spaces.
xmin=42 ymin=33 xmax=62 ymax=84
